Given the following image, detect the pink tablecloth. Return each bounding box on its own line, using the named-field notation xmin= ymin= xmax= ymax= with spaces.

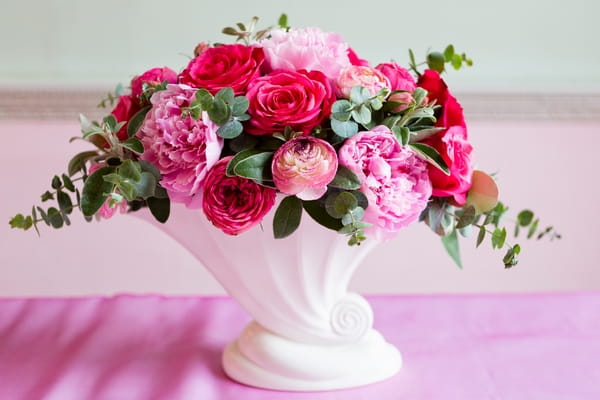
xmin=0 ymin=293 xmax=598 ymax=400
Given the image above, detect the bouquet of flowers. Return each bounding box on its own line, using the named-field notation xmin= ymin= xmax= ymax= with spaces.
xmin=9 ymin=15 xmax=559 ymax=267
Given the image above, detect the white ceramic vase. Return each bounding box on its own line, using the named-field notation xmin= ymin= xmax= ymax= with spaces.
xmin=142 ymin=201 xmax=402 ymax=391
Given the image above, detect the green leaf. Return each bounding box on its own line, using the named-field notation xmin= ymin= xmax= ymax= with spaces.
xmin=451 ymin=53 xmax=463 ymax=70
xmin=132 ymin=172 xmax=157 ymax=199
xmin=349 ymin=86 xmax=371 ymax=105
xmin=51 ymin=175 xmax=62 ymax=190
xmin=9 ymin=214 xmax=25 ymax=229
xmin=427 ymin=51 xmax=445 ymax=73
xmin=341 ymin=206 xmax=365 ymax=225
xmin=392 ymin=126 xmax=411 ymax=146
xmin=491 ymin=227 xmax=507 ymax=249
xmin=329 ymin=165 xmax=361 ymax=190
xmin=412 ymin=88 xmax=428 ymax=106
xmin=195 ymin=89 xmax=214 ymax=110
xmin=208 ymin=98 xmax=231 ymax=125
xmin=326 ymin=191 xmax=358 ymax=218
xmin=331 ymin=100 xmax=352 ymax=121
xmin=127 ymin=106 xmax=151 ymax=138
xmin=217 ymin=120 xmax=243 ymax=139
xmin=503 ymin=244 xmax=521 ymax=268
xmin=302 ymin=200 xmax=344 ymax=231
xmin=138 ymin=160 xmax=161 ymax=181
xmin=68 ymin=151 xmax=99 ymax=176
xmin=455 ymin=205 xmax=476 ymax=229
xmin=330 ymin=119 xmax=358 ymax=138
xmin=147 ymin=196 xmax=170 ymax=223
xmin=61 ymin=174 xmax=75 ymax=192
xmin=527 ymin=218 xmax=539 ymax=239
xmin=278 ymin=13 xmax=288 ymax=28
xmin=47 ymin=207 xmax=64 ymax=229
xmin=441 ymin=229 xmax=462 ymax=268
xmin=118 ymin=160 xmax=142 ymax=182
xmin=409 ymin=143 xmax=450 ymax=175
xmin=41 ymin=191 xmax=54 ymax=202
xmin=444 ymin=44 xmax=455 ymax=62
xmin=231 ymin=96 xmax=249 ymax=116
xmin=103 ymin=115 xmax=118 ymax=133
xmin=517 ymin=210 xmax=534 ymax=226
xmin=122 ymin=137 xmax=144 ymax=153
xmin=273 ymin=196 xmax=303 ymax=239
xmin=57 ymin=191 xmax=73 ymax=215
xmin=229 ymin=133 xmax=259 ymax=153
xmin=351 ymin=104 xmax=371 ymax=125
xmin=409 ymin=126 xmax=444 ymax=143
xmin=476 ymin=226 xmax=486 ymax=248
xmin=232 ymin=151 xmax=274 ymax=183
xmin=81 ymin=166 xmax=116 ymax=216
xmin=215 ymin=87 xmax=234 ymax=104
xmin=31 ymin=206 xmax=40 ymax=235
xmin=36 ymin=207 xmax=50 ymax=225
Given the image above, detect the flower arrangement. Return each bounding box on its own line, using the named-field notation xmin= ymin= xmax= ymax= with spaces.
xmin=10 ymin=15 xmax=559 ymax=267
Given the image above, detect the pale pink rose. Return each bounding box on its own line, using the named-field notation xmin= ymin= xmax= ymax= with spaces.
xmin=338 ymin=125 xmax=432 ymax=240
xmin=88 ymin=163 xmax=127 ymax=219
xmin=336 ymin=65 xmax=390 ymax=99
xmin=259 ymin=27 xmax=351 ymax=80
xmin=202 ymin=157 xmax=277 ymax=235
xmin=138 ymin=84 xmax=223 ymax=208
xmin=375 ymin=62 xmax=416 ymax=92
xmin=272 ymin=137 xmax=338 ymax=200
xmin=388 ymin=91 xmax=414 ymax=113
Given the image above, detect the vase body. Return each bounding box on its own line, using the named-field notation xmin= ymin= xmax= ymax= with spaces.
xmin=141 ymin=202 xmax=401 ymax=391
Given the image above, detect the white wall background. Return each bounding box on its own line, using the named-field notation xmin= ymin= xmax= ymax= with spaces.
xmin=1 ymin=0 xmax=598 ymax=92
xmin=0 ymin=0 xmax=598 ymax=296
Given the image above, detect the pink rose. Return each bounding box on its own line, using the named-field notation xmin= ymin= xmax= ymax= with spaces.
xmin=111 ymin=95 xmax=140 ymax=141
xmin=338 ymin=125 xmax=432 ymax=240
xmin=418 ymin=69 xmax=472 ymax=204
xmin=347 ymin=47 xmax=369 ymax=66
xmin=259 ymin=27 xmax=351 ymax=80
xmin=179 ymin=44 xmax=265 ymax=95
xmin=387 ymin=91 xmax=414 ymax=113
xmin=202 ymin=157 xmax=277 ymax=235
xmin=272 ymin=137 xmax=338 ymax=200
xmin=336 ymin=65 xmax=390 ymax=99
xmin=245 ymin=69 xmax=335 ymax=136
xmin=375 ymin=63 xmax=416 ymax=92
xmin=138 ymin=84 xmax=223 ymax=208
xmin=130 ymin=67 xmax=178 ymax=105
xmin=424 ymin=126 xmax=473 ymax=205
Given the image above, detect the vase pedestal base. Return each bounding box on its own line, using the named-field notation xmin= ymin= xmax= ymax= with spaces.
xmin=222 ymin=321 xmax=402 ymax=391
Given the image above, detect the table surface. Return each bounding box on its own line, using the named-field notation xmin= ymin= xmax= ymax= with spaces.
xmin=0 ymin=292 xmax=598 ymax=400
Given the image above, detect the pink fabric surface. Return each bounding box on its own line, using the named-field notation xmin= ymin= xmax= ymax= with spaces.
xmin=0 ymin=293 xmax=598 ymax=400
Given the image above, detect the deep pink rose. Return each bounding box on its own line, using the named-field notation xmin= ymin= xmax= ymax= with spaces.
xmin=130 ymin=67 xmax=178 ymax=105
xmin=338 ymin=125 xmax=432 ymax=240
xmin=375 ymin=63 xmax=416 ymax=92
xmin=202 ymin=156 xmax=276 ymax=235
xmin=272 ymin=137 xmax=338 ymax=200
xmin=347 ymin=47 xmax=369 ymax=66
xmin=110 ymin=95 xmax=140 ymax=141
xmin=179 ymin=44 xmax=265 ymax=95
xmin=424 ymin=126 xmax=473 ymax=205
xmin=245 ymin=69 xmax=335 ymax=136
xmin=336 ymin=65 xmax=390 ymax=99
xmin=138 ymin=84 xmax=223 ymax=208
xmin=259 ymin=27 xmax=351 ymax=80
xmin=417 ymin=69 xmax=472 ymax=204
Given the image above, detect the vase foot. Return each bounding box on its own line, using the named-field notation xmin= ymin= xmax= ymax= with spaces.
xmin=222 ymin=321 xmax=402 ymax=391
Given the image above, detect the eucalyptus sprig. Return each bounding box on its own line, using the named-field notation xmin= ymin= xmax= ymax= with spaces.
xmin=409 ymin=44 xmax=473 ymax=76
xmin=221 ymin=14 xmax=289 ymax=45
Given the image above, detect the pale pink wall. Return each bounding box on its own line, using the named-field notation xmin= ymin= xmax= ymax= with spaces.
xmin=0 ymin=120 xmax=596 ymax=296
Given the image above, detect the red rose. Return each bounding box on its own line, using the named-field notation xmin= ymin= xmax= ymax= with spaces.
xmin=110 ymin=95 xmax=140 ymax=141
xmin=245 ymin=69 xmax=335 ymax=136
xmin=179 ymin=44 xmax=265 ymax=95
xmin=202 ymin=157 xmax=276 ymax=235
xmin=130 ymin=67 xmax=178 ymax=105
xmin=417 ymin=69 xmax=472 ymax=204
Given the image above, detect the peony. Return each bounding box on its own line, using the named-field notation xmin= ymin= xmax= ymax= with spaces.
xmin=130 ymin=67 xmax=178 ymax=105
xmin=245 ymin=69 xmax=335 ymax=136
xmin=272 ymin=137 xmax=338 ymax=200
xmin=335 ymin=65 xmax=390 ymax=99
xmin=338 ymin=125 xmax=432 ymax=240
xmin=259 ymin=27 xmax=351 ymax=80
xmin=110 ymin=95 xmax=140 ymax=142
xmin=418 ymin=69 xmax=472 ymax=204
xmin=138 ymin=84 xmax=223 ymax=208
xmin=179 ymin=44 xmax=265 ymax=95
xmin=375 ymin=62 xmax=416 ymax=92
xmin=202 ymin=157 xmax=277 ymax=235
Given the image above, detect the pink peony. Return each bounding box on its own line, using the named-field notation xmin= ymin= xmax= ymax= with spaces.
xmin=336 ymin=65 xmax=390 ymax=99
xmin=259 ymin=27 xmax=351 ymax=80
xmin=375 ymin=62 xmax=416 ymax=92
xmin=130 ymin=67 xmax=178 ymax=105
xmin=245 ymin=69 xmax=335 ymax=136
xmin=272 ymin=136 xmax=338 ymax=200
xmin=138 ymin=84 xmax=223 ymax=208
xmin=202 ymin=157 xmax=277 ymax=235
xmin=111 ymin=95 xmax=140 ymax=142
xmin=179 ymin=44 xmax=265 ymax=95
xmin=338 ymin=125 xmax=432 ymax=240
